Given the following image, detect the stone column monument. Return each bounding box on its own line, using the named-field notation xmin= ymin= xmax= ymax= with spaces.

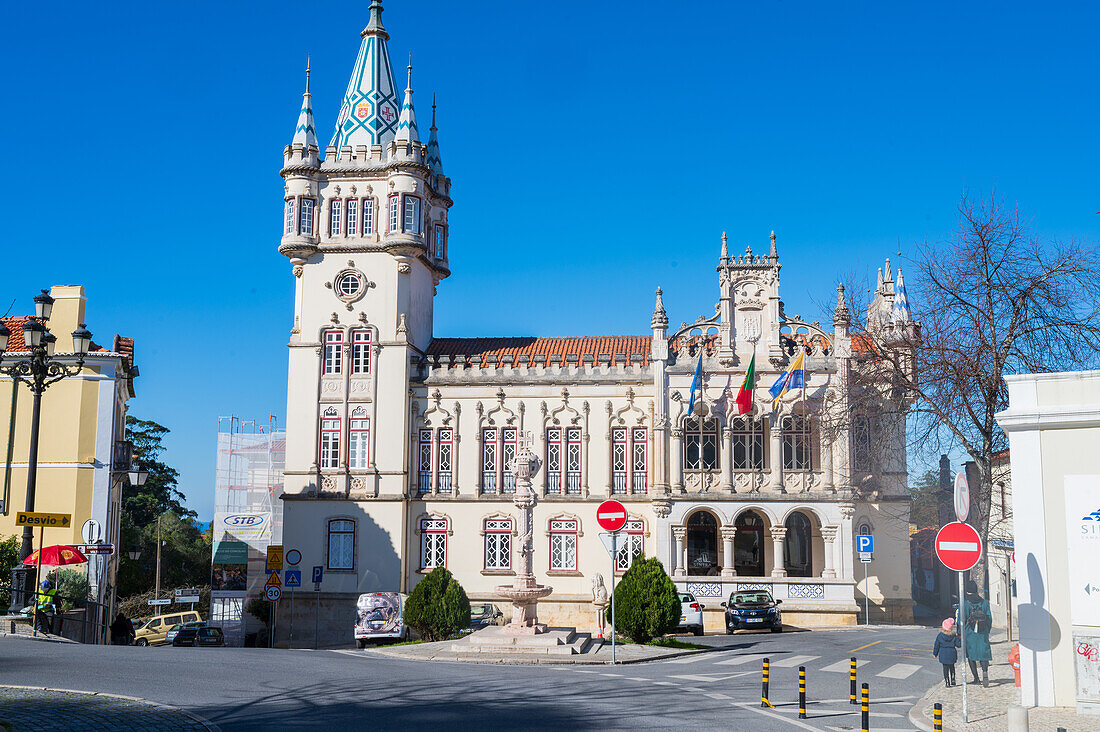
xmin=495 ymin=431 xmax=553 ymax=634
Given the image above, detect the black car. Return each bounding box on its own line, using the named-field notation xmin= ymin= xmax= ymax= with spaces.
xmin=172 ymin=626 xmax=226 ymax=647
xmin=722 ymin=590 xmax=783 ymax=633
xmin=467 ymin=603 xmax=505 ymax=632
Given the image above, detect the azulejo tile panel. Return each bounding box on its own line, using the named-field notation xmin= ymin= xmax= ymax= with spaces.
xmin=787 ymin=583 xmax=825 ymax=599
xmin=686 ymin=582 xmax=723 ymax=598
xmin=734 ymin=583 xmax=770 ymax=592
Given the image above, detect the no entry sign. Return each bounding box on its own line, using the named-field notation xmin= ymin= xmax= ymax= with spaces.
xmin=596 ymin=499 xmax=628 ymax=532
xmin=935 ymin=521 xmax=983 ymax=572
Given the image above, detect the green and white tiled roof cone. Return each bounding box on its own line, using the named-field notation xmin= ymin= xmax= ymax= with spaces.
xmin=291 ymin=59 xmax=317 ymax=150
xmin=329 ymin=0 xmax=400 ymax=158
xmin=426 ymin=96 xmax=444 ymax=176
xmin=395 ymin=60 xmax=419 ymax=146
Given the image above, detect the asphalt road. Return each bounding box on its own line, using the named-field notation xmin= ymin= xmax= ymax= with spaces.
xmin=1 ymin=626 xmax=941 ymax=730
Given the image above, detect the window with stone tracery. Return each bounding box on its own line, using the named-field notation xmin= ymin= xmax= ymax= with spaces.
xmin=420 ymin=518 xmax=447 ymax=570
xmin=549 ymin=519 xmax=578 ymax=571
xmin=417 ymin=430 xmax=432 ymax=494
xmin=731 ymin=416 xmax=766 ymax=470
xmin=481 ymin=428 xmax=498 ymax=494
xmin=683 ymin=417 xmax=720 ymax=470
xmin=481 ymin=426 xmax=519 ymax=494
xmin=546 ymin=428 xmax=582 ymax=495
xmin=782 ymin=415 xmax=813 ymax=470
xmin=484 ymin=518 xmax=512 ymax=571
xmin=616 ymin=520 xmax=645 ymax=571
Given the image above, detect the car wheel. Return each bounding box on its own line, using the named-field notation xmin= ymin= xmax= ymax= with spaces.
xmin=136 ymin=638 xmax=148 ymax=647
xmin=771 ymin=625 xmax=783 ymax=633
xmin=356 ymin=639 xmax=367 ymax=649
xmin=693 ymin=626 xmax=704 ymax=637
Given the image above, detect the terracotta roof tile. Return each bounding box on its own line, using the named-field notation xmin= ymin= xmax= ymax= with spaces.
xmin=426 ymin=336 xmax=651 ymax=367
xmin=0 ymin=315 xmax=133 ymax=361
xmin=0 ymin=316 xmax=30 ymax=352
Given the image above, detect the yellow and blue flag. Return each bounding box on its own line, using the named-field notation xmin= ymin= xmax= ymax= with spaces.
xmin=768 ymin=351 xmax=806 ymax=406
xmin=687 ymin=353 xmax=703 ymax=413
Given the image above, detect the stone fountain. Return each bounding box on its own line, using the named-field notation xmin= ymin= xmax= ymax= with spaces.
xmin=452 ymin=431 xmax=592 ymax=656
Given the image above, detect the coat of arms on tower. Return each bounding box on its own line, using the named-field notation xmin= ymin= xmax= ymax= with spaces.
xmin=356 ymin=102 xmax=372 ymax=119
xmin=379 ymin=103 xmax=396 ymax=123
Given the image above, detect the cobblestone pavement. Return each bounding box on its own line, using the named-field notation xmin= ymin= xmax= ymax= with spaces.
xmin=0 ymin=686 xmax=219 ymax=731
xmin=909 ymin=634 xmax=1094 ymax=732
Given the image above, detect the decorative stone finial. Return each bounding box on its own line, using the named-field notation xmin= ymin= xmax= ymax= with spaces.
xmin=833 ymin=282 xmax=851 ymax=326
xmin=651 ymin=286 xmax=669 ymax=329
xmin=720 ymin=231 xmax=728 ymax=261
xmin=769 ymin=230 xmax=778 ymax=261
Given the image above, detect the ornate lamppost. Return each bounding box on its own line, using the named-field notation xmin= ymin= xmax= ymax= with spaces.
xmin=0 ymin=290 xmax=92 ymax=610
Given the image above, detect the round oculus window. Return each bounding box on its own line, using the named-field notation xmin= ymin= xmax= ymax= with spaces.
xmin=336 ymin=272 xmax=363 ymax=298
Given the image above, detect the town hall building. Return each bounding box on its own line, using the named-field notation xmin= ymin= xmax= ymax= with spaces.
xmin=277 ymin=3 xmax=917 ymax=644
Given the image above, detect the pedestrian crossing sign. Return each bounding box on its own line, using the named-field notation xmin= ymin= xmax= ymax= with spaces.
xmin=285 ymin=569 xmax=301 ymax=588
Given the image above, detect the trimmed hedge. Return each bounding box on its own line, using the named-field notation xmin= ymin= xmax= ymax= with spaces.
xmin=403 ymin=567 xmax=471 ymax=641
xmin=608 ymin=555 xmax=681 ymax=643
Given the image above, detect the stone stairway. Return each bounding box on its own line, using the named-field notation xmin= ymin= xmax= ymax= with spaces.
xmin=451 ymin=626 xmax=593 ymax=656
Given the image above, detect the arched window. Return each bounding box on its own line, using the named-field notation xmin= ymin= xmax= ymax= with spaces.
xmin=731 ymin=416 xmax=766 ymax=470
xmin=781 ymin=415 xmax=812 ymax=470
xmin=784 ymin=512 xmax=813 ymax=577
xmin=686 ymin=511 xmax=719 ymax=576
xmin=734 ymin=511 xmax=765 ymax=577
xmin=683 ymin=417 xmax=720 ymax=470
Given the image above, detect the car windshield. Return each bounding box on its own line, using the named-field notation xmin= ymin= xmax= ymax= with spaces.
xmin=678 ymin=593 xmax=695 ymax=603
xmin=470 ymin=604 xmax=492 ymax=616
xmin=732 ymin=592 xmax=773 ymax=604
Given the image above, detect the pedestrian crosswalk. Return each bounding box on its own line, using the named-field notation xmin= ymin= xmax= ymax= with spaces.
xmin=769 ymin=654 xmax=819 ymax=668
xmin=671 ymin=651 xmax=928 ymax=683
xmin=820 ymin=658 xmax=870 ymax=673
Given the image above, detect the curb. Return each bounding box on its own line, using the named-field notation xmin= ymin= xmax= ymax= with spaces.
xmin=360 ymin=642 xmax=725 ymax=665
xmin=0 ymin=684 xmax=221 ymax=731
xmin=0 ymin=631 xmax=77 ymax=644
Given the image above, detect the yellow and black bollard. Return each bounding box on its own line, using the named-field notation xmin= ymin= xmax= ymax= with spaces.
xmin=798 ymin=665 xmax=807 ymax=718
xmin=933 ymin=702 xmax=943 ymax=732
xmin=760 ymin=658 xmax=772 ymax=708
xmin=861 ymin=683 xmax=870 ymax=732
xmin=850 ymin=656 xmax=858 ymax=705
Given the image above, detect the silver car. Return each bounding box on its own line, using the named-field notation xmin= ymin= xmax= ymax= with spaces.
xmin=677 ymin=592 xmax=704 ymax=636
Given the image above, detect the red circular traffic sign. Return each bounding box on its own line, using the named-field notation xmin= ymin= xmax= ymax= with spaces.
xmin=935 ymin=521 xmax=983 ymax=572
xmin=596 ymin=499 xmax=628 ymax=532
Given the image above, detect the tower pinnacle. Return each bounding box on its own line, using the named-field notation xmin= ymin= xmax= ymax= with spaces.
xmin=426 ymin=94 xmax=444 ymax=176
xmin=291 ymin=56 xmax=318 ymax=150
xmin=331 ymin=1 xmax=400 ymax=157
xmin=395 ymin=55 xmax=419 ymax=145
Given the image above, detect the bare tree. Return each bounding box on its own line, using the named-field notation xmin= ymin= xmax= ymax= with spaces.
xmin=849 ymin=192 xmax=1100 ymax=587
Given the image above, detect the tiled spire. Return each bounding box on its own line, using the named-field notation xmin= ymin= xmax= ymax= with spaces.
xmin=892 ymin=268 xmax=911 ymax=322
xmin=426 ymin=94 xmax=444 ymax=176
xmin=395 ymin=57 xmax=419 ymax=145
xmin=291 ymin=58 xmax=318 ymax=150
xmin=329 ymin=1 xmax=400 ymax=158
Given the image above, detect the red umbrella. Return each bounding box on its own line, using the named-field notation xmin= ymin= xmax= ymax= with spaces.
xmin=22 ymin=545 xmax=88 ymax=566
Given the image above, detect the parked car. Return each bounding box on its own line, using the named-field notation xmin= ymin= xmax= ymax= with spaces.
xmin=677 ymin=592 xmax=705 ymax=636
xmin=172 ymin=626 xmax=226 ymax=647
xmin=165 ymin=621 xmax=206 ymax=645
xmin=135 ymin=611 xmax=203 ymax=646
xmin=722 ymin=590 xmax=783 ymax=633
xmin=355 ymin=592 xmax=410 ymax=647
xmin=468 ymin=603 xmax=506 ymax=631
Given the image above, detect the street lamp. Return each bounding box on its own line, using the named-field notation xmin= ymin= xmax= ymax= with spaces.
xmin=128 ymin=465 xmax=149 ymax=487
xmin=127 ymin=546 xmax=142 ymax=562
xmin=0 ymin=290 xmax=92 ymax=611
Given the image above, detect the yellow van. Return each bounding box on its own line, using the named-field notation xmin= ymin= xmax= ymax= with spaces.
xmin=134 ymin=611 xmax=202 ymax=646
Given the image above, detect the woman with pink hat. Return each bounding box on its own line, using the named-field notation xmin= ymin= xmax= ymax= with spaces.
xmin=933 ymin=617 xmax=962 ymax=687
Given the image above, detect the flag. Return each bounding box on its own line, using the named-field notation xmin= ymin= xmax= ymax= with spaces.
xmin=735 ymin=353 xmax=756 ymax=415
xmin=768 ymin=351 xmax=806 ymax=407
xmin=687 ymin=352 xmax=703 ymax=414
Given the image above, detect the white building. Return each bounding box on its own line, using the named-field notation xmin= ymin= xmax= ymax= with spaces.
xmin=276 ymin=3 xmax=917 ymax=645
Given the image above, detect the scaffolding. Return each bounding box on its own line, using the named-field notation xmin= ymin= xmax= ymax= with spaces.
xmin=211 ymin=416 xmax=285 ymax=646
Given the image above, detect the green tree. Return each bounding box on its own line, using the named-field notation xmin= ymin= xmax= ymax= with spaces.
xmin=609 ymin=555 xmax=681 ymax=644
xmin=403 ymin=567 xmax=471 ymax=641
xmin=909 ymin=470 xmax=942 ymax=529
xmin=0 ymin=535 xmax=19 ymax=607
xmin=46 ymin=568 xmax=89 ymax=610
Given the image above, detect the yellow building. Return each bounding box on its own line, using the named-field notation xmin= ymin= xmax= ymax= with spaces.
xmin=1 ymin=285 xmax=137 ymax=622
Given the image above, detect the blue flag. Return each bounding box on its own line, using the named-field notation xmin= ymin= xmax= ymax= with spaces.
xmin=688 ymin=353 xmax=703 ymax=413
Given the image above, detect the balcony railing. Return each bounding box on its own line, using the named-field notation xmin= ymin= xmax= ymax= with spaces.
xmin=612 ymin=473 xmax=627 ymax=495
xmin=482 ymin=472 xmax=497 ymax=494
xmin=565 ymin=472 xmax=582 ymax=495
xmin=632 ymin=471 xmax=648 ymax=494
xmin=502 ymin=474 xmax=515 ymax=494
xmin=417 ymin=473 xmax=432 ymax=494
xmin=438 ymin=473 xmax=452 ymax=495
xmin=547 ymin=472 xmax=561 ymax=494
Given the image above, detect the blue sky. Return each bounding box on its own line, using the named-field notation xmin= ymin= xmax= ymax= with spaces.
xmin=3 ymin=1 xmax=1097 ymax=519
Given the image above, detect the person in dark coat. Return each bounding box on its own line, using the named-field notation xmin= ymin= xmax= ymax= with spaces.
xmin=933 ymin=618 xmax=961 ymax=687
xmin=958 ymin=579 xmax=993 ymax=686
xmin=109 ymin=612 xmax=135 ymax=646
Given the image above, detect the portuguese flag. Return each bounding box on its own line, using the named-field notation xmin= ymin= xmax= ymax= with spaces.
xmin=735 ymin=353 xmax=756 ymax=415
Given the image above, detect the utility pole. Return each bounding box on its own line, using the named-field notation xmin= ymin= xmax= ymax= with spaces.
xmin=154 ymin=515 xmax=162 ymax=600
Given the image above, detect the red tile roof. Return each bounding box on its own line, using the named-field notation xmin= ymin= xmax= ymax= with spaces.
xmin=426 ymin=336 xmax=651 ymax=366
xmin=1 ymin=316 xmax=30 ymax=352
xmin=1 ymin=315 xmax=132 ymax=361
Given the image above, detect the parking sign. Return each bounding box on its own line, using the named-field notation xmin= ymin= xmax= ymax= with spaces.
xmin=856 ymin=534 xmax=874 ymax=554
xmin=311 ymin=565 xmax=324 ymax=583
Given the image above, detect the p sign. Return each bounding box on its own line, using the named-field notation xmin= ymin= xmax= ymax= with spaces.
xmin=856 ymin=534 xmax=874 ymax=554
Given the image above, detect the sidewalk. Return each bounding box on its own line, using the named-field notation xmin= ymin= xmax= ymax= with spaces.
xmin=909 ymin=634 xmax=1093 ymax=732
xmin=0 ymin=686 xmax=219 ymax=731
xmin=0 ymin=615 xmax=73 ymax=643
xmin=365 ymin=635 xmax=717 ymax=665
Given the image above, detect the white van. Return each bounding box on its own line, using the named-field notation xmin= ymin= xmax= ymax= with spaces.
xmin=354 ymin=592 xmax=410 ymax=647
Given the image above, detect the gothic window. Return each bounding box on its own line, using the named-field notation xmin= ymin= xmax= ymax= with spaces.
xmin=327 ymin=519 xmax=355 ymax=570
xmin=731 ymin=416 xmax=766 ymax=470
xmin=631 ymin=427 xmax=648 ymax=494
xmin=362 ymin=198 xmax=374 ymax=235
xmin=611 ymin=428 xmax=628 ymax=495
xmin=734 ymin=511 xmax=765 ymax=577
xmin=546 ymin=427 xmax=582 ymax=495
xmin=783 ymin=512 xmax=813 ymax=577
xmin=433 ymin=224 xmax=446 ymax=259
xmin=616 ymin=519 xmax=644 ymax=571
xmin=481 ymin=428 xmax=498 ymax=494
xmin=322 ymin=330 xmax=343 ymax=375
xmin=420 ymin=517 xmax=447 ymax=570
xmin=782 ymin=415 xmax=812 ymax=470
xmin=299 ymin=198 xmax=315 ymax=236
xmin=346 ymin=198 xmax=358 ymax=236
xmin=403 ymin=196 xmax=421 ymax=234
xmin=852 ymin=414 xmax=871 ymax=471
xmin=549 ymin=519 xmax=578 ymax=571
xmin=330 ymin=199 xmax=342 ymax=236
xmin=417 ymin=429 xmax=432 ymax=494
xmin=319 ymin=407 xmax=340 ymax=470
xmin=349 ymin=408 xmax=369 ymax=470
xmin=502 ymin=428 xmax=517 ymax=494
xmin=686 ymin=511 xmax=719 ymax=576
xmin=284 ymin=198 xmax=295 ymax=234
xmin=683 ymin=417 xmax=720 ymax=470
xmin=388 ymin=194 xmax=400 ymax=233
xmin=484 ymin=518 xmax=512 ymax=571
xmin=351 ymin=330 xmax=372 ymax=374
xmin=437 ymin=429 xmax=453 ymax=494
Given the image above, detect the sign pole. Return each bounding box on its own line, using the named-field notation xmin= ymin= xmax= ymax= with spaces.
xmin=32 ymin=527 xmax=44 ymax=637
xmin=289 ymin=589 xmax=294 ymax=649
xmin=863 ymin=561 xmax=869 ymax=625
xmin=959 ymin=570 xmax=968 ymax=723
xmin=1004 ymin=550 xmax=1014 ymax=644
xmin=611 ymin=532 xmax=617 ymax=665
xmin=314 ymin=591 xmax=319 ymax=651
